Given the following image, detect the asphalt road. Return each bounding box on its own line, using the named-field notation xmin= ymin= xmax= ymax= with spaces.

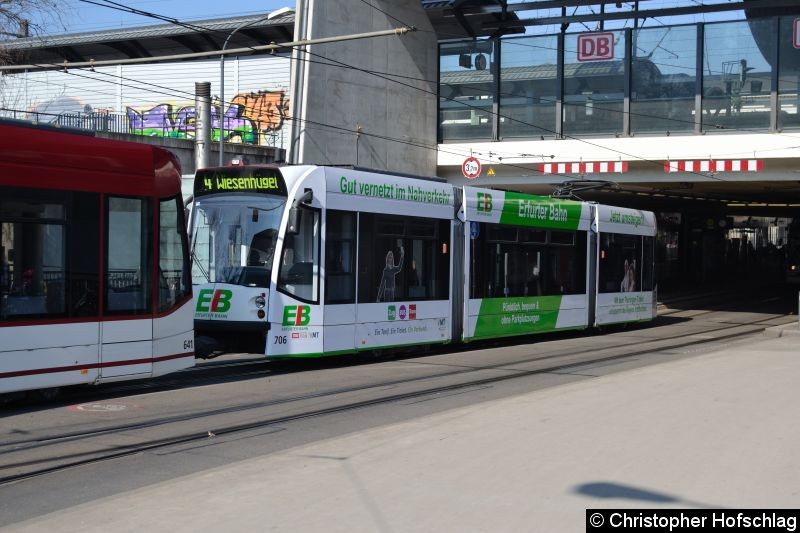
xmin=0 ymin=285 xmax=797 ymax=527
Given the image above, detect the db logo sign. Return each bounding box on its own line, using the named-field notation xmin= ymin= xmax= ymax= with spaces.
xmin=578 ymin=32 xmax=614 ymax=62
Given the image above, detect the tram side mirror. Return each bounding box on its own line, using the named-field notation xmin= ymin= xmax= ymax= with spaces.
xmin=287 ymin=207 xmax=302 ymax=235
xmin=296 ymin=189 xmax=313 ymax=206
xmin=287 ymin=189 xmax=313 ymax=235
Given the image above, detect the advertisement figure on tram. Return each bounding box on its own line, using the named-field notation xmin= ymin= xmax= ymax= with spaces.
xmin=377 ymin=243 xmax=404 ymax=302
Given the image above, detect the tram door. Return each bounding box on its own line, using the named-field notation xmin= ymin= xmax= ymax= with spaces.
xmin=323 ymin=210 xmax=357 ymax=354
xmin=100 ymin=197 xmax=153 ymax=378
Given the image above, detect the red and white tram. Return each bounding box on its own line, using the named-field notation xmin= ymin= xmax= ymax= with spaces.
xmin=0 ymin=119 xmax=194 ymax=396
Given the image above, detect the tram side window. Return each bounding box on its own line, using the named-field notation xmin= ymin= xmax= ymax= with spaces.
xmin=325 ymin=210 xmax=356 ymax=304
xmin=158 ymin=196 xmax=191 ymax=312
xmin=1 ymin=190 xmax=103 ymax=322
xmin=469 ymin=224 xmax=586 ymax=298
xmin=278 ymin=206 xmax=320 ymax=303
xmin=69 ymin=193 xmax=101 ymax=317
xmin=641 ymin=236 xmax=655 ymax=291
xmin=106 ymin=197 xmax=153 ymax=314
xmin=1 ymin=193 xmax=65 ymax=320
xmin=357 ymin=213 xmax=450 ymax=303
xmin=599 ymin=232 xmax=643 ymax=293
xmin=548 ymin=230 xmax=586 ymax=295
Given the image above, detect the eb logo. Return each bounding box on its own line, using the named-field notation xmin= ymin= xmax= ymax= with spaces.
xmin=283 ymin=305 xmax=311 ymax=326
xmin=196 ymin=289 xmax=233 ymax=313
xmin=477 ymin=192 xmax=493 ymax=213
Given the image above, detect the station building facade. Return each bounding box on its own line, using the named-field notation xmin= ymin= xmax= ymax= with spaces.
xmin=430 ymin=5 xmax=800 ymax=287
xmin=1 ymin=1 xmax=798 ymax=286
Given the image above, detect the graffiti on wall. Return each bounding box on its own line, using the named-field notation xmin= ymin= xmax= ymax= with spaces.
xmin=126 ymin=89 xmax=289 ymax=145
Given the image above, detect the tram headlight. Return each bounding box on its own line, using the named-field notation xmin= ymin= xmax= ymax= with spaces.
xmin=255 ymin=294 xmax=266 ymax=309
xmin=791 ymin=265 xmax=797 ymax=272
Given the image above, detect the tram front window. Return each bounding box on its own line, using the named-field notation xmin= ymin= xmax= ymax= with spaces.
xmin=191 ymin=195 xmax=285 ymax=287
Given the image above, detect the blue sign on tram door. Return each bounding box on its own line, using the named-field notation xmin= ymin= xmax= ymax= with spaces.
xmin=470 ymin=222 xmax=480 ymax=239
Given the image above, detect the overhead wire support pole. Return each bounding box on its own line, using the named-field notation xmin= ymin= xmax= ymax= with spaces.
xmin=0 ymin=27 xmax=416 ymax=72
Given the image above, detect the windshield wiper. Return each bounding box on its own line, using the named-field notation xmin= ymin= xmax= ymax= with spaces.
xmin=191 ymin=251 xmax=211 ymax=283
xmin=189 ymin=235 xmax=211 ymax=283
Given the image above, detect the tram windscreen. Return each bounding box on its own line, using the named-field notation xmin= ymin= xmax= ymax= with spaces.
xmin=190 ymin=194 xmax=286 ymax=287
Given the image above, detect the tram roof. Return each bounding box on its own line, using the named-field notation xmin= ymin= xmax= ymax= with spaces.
xmin=0 ymin=119 xmax=181 ymax=196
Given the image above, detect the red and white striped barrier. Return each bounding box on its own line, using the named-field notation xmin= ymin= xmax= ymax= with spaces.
xmin=664 ymin=160 xmax=763 ymax=172
xmin=539 ymin=161 xmax=628 ymax=174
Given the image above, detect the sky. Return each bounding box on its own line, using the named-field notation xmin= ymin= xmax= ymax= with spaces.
xmin=46 ymin=0 xmax=296 ymax=34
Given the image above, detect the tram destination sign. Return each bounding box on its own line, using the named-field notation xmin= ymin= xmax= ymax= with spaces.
xmin=194 ymin=167 xmax=287 ymax=197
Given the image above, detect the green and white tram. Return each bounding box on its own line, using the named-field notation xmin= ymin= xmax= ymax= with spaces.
xmin=188 ymin=165 xmax=656 ymax=358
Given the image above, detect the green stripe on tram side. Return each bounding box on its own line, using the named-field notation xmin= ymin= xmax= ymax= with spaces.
xmin=273 ymin=349 xmax=357 ymax=359
xmin=498 ymin=192 xmax=583 ymax=230
xmin=472 ymin=295 xmax=566 ymax=340
xmin=359 ymin=339 xmax=452 ymax=351
xmin=598 ymin=317 xmax=654 ymax=327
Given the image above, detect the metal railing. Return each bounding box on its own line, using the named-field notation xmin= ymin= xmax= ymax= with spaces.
xmin=0 ymin=107 xmax=286 ymax=148
xmin=54 ymin=112 xmax=129 ymax=134
xmin=0 ymin=108 xmax=128 ymax=134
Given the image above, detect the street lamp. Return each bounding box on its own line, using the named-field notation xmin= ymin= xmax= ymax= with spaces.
xmin=219 ymin=8 xmax=293 ymax=166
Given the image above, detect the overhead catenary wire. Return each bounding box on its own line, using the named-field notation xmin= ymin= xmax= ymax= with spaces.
xmin=8 ymin=2 xmax=785 ymax=138
xmin=2 ymin=0 xmax=788 ymax=193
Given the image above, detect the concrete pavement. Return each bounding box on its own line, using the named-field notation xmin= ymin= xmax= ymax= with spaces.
xmin=6 ymin=324 xmax=800 ymax=532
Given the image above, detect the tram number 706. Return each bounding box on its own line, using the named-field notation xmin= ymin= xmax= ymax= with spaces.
xmin=274 ymin=335 xmax=288 ymax=345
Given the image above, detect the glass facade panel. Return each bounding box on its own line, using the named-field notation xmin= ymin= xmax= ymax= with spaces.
xmin=437 ymin=17 xmax=786 ymax=142
xmin=703 ymin=20 xmax=773 ymax=132
xmin=564 ymin=31 xmax=626 ymax=135
xmin=631 ymin=25 xmax=697 ymax=134
xmin=439 ymin=40 xmax=495 ymax=141
xmin=778 ymin=16 xmax=800 ymax=130
xmin=499 ymin=35 xmax=558 ymax=139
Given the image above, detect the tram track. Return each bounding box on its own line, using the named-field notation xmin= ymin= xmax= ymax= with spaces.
xmin=0 ymin=307 xmax=793 ymax=487
xmin=95 ymin=304 xmax=791 ymax=394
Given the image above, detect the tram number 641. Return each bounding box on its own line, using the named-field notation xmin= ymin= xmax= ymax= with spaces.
xmin=274 ymin=335 xmax=287 ymax=344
